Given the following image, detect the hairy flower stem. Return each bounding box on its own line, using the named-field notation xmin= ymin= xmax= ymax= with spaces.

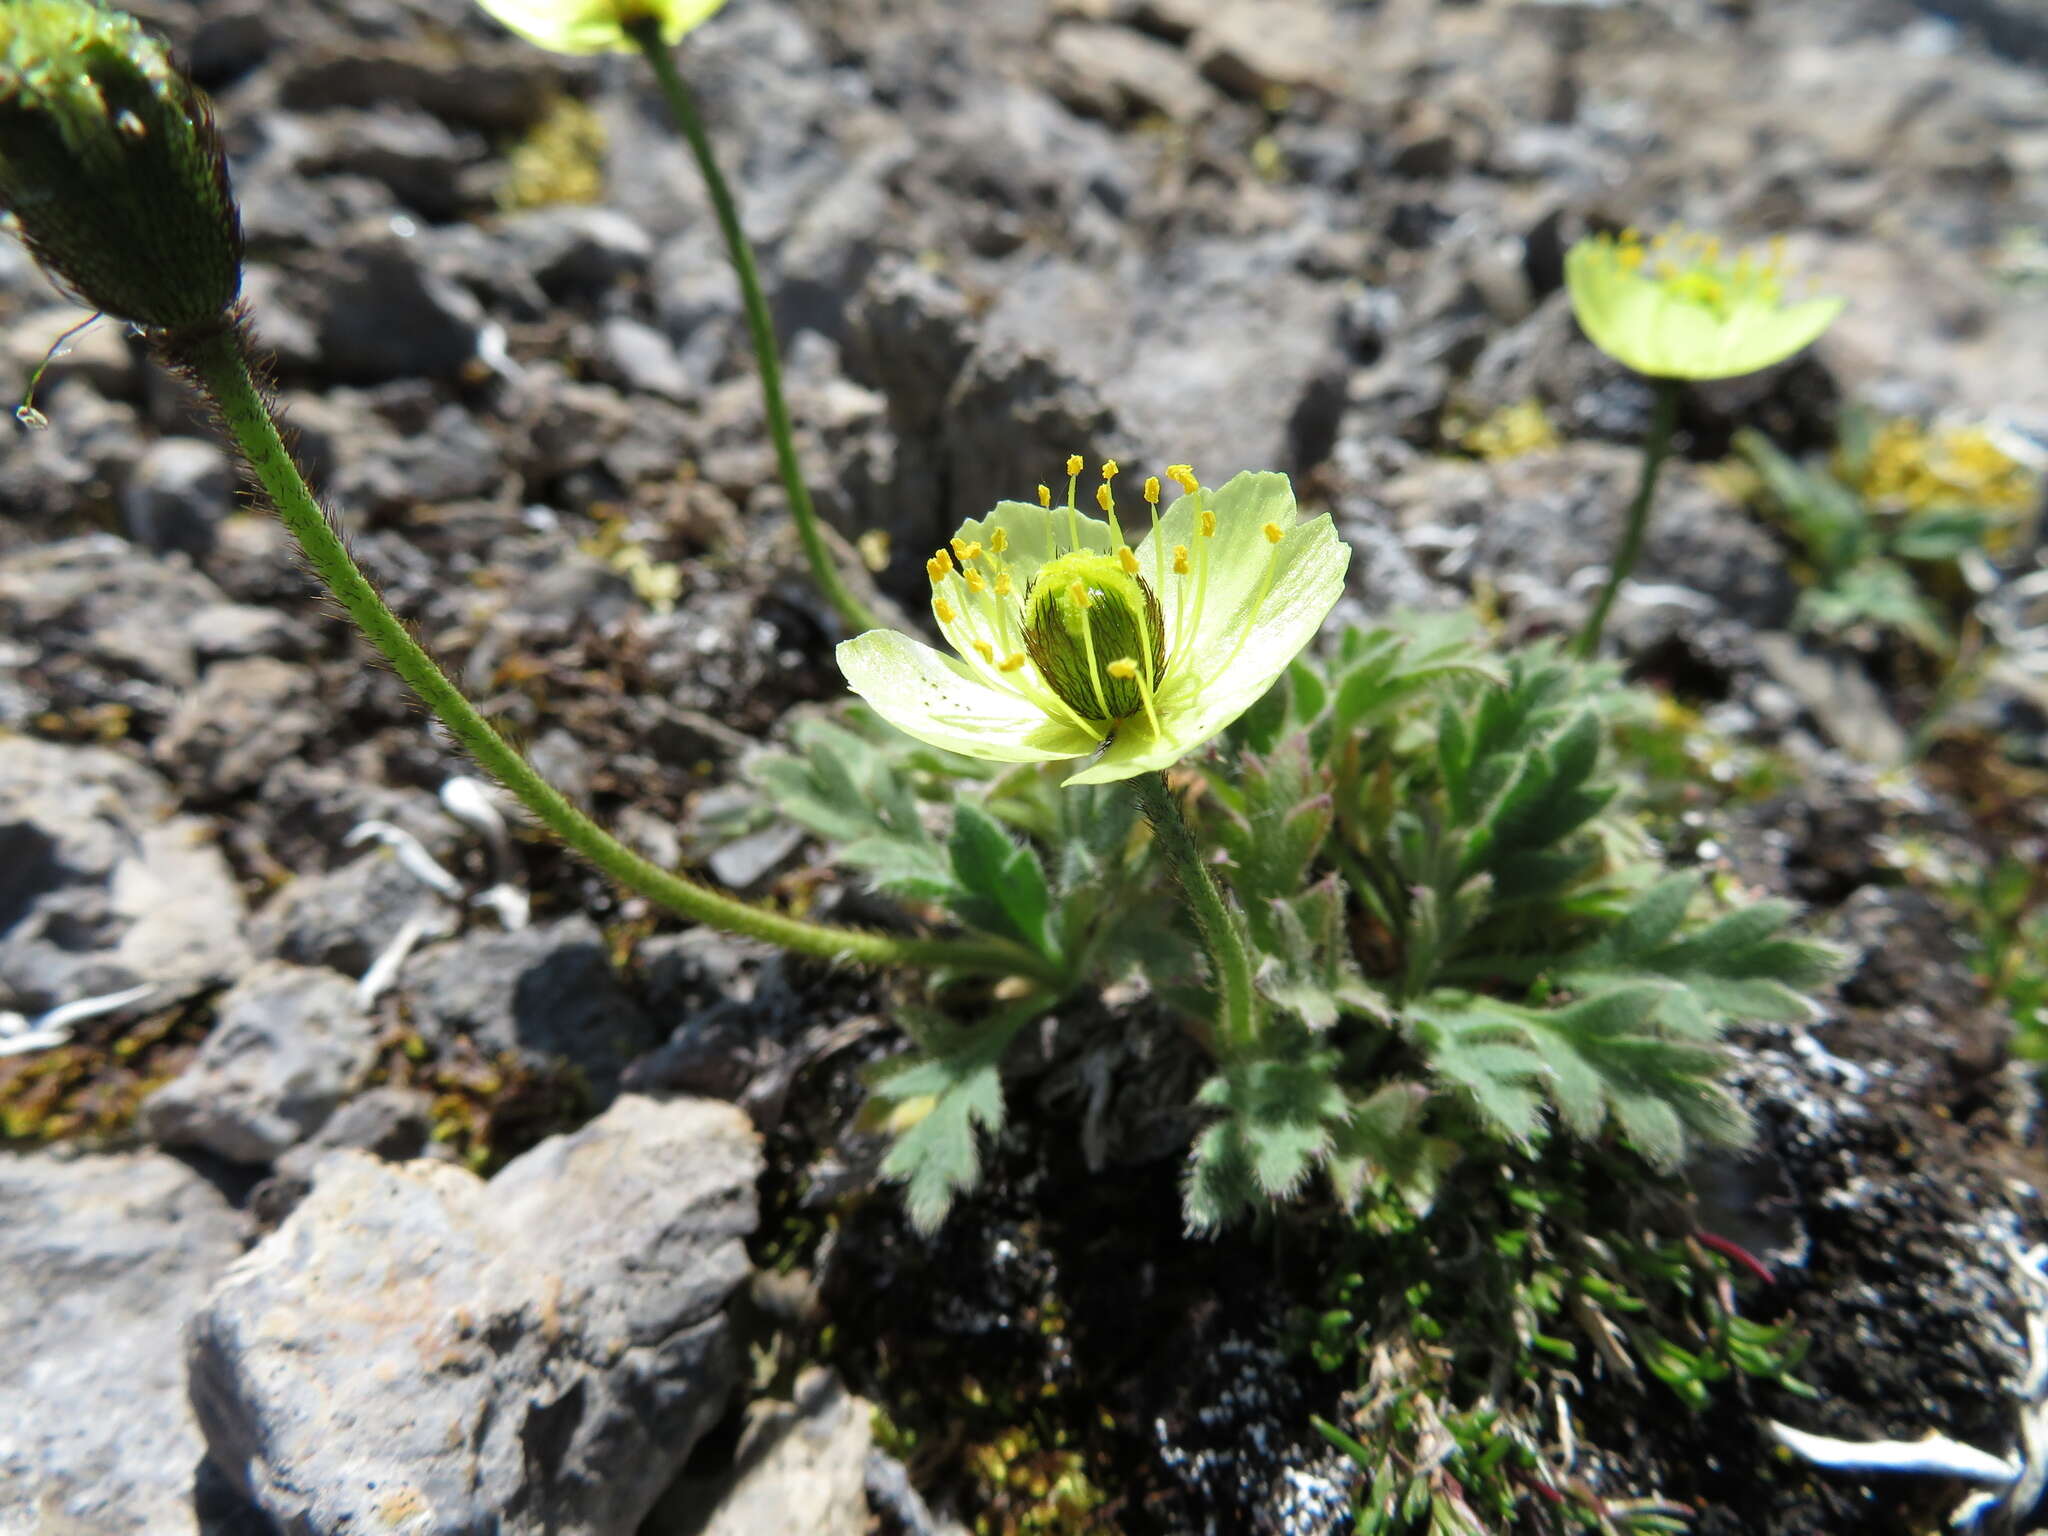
xmin=1574 ymin=378 xmax=1681 ymax=659
xmin=628 ymin=22 xmax=879 ymax=637
xmin=1131 ymin=771 xmax=1257 ymax=1052
xmin=179 ymin=324 xmax=1046 ymax=982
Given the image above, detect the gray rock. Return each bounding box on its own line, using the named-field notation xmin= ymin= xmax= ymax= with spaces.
xmin=1190 ymin=0 xmax=1353 ymax=98
xmin=0 ymin=736 xmax=251 ymax=1014
xmin=141 ymin=960 xmax=376 ymax=1165
xmin=0 ymin=533 xmax=232 ymax=714
xmin=498 ymin=205 xmax=655 ymax=301
xmin=1046 ymin=21 xmax=1221 ymax=126
xmin=597 ymin=314 xmax=693 ymax=403
xmin=401 ymin=915 xmax=660 ymax=1103
xmin=188 ymin=1095 xmax=763 ymax=1536
xmin=249 ymin=846 xmax=440 ymax=976
xmin=153 ymin=656 xmax=323 ymax=800
xmin=0 ymin=1148 xmax=244 ymax=1536
xmin=257 ymin=1085 xmax=437 ymax=1224
xmin=312 ymin=242 xmax=483 ymax=384
xmin=650 ymin=1367 xmax=872 ymax=1536
xmin=288 ymin=105 xmax=485 ymax=222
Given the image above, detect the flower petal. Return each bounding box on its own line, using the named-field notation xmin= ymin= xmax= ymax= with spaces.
xmin=949 ymin=499 xmax=1115 ymax=596
xmin=474 ymin=0 xmax=728 ymax=53
xmin=1138 ymin=470 xmax=1303 ymax=664
xmin=1066 ymin=512 xmax=1349 ymax=785
xmin=837 ymin=629 xmax=1100 ymax=764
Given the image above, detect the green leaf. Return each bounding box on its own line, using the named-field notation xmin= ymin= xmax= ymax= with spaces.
xmin=947 ymin=801 xmax=1054 ymax=956
xmin=1891 ymin=508 xmax=1993 ymax=562
xmin=873 ymin=1008 xmax=1037 ymax=1232
xmin=1184 ymin=1046 xmax=1350 ymax=1230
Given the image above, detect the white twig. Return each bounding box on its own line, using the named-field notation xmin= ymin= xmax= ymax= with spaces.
xmin=345 ymin=819 xmax=464 ymax=899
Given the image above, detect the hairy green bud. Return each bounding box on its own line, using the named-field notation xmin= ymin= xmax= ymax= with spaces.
xmin=1022 ymin=550 xmax=1165 ymax=723
xmin=0 ymin=0 xmax=241 ymax=335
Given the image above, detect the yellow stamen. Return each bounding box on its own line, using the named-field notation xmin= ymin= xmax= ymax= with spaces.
xmin=1166 ymin=464 xmax=1199 ymax=496
xmin=1065 ymin=454 xmax=1083 ymax=477
xmin=1096 ymin=484 xmax=1114 ymax=515
xmin=1144 ymin=476 xmax=1160 ymax=504
xmin=950 ymin=537 xmax=969 ymax=560
xmin=1117 ymin=546 xmax=1139 ymax=575
xmin=959 ymin=541 xmax=983 ymax=561
xmin=926 ymin=556 xmax=948 ymax=583
xmin=1263 ymin=522 xmax=1284 ymax=544
xmin=973 ymin=640 xmax=994 ymax=663
xmin=1173 ymin=544 xmax=1189 ymax=574
xmin=999 ymin=652 xmax=1027 ymax=672
xmin=1037 ymin=485 xmax=1052 ymax=509
xmin=933 ymin=547 xmax=954 ymax=574
xmin=1199 ymin=510 xmax=1216 ymax=537
xmin=1105 ymin=658 xmax=1137 ymax=679
xmin=995 ymin=572 xmax=1013 ymax=596
xmin=934 ymin=597 xmax=956 ymax=624
xmin=1101 ymin=460 xmax=1118 ymax=481
xmin=990 ymin=529 xmax=1009 ymax=553
xmin=1067 ymin=579 xmax=1092 ymax=609
xmin=966 ymin=569 xmax=986 ymax=593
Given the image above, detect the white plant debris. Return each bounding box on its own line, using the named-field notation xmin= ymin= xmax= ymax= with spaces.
xmin=0 ymin=982 xmax=157 ymax=1057
xmin=346 ymin=775 xmax=535 ymax=1002
xmin=1768 ymin=1237 xmax=2048 ymax=1531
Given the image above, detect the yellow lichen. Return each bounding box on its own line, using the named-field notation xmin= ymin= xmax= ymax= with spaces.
xmin=498 ymin=95 xmax=607 ymax=210
xmin=1459 ymin=398 xmax=1559 ymax=462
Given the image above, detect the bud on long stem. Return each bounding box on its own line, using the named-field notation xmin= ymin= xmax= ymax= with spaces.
xmin=0 ymin=0 xmax=241 ymax=337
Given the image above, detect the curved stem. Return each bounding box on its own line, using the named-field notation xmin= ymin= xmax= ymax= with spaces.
xmin=1574 ymin=377 xmax=1681 ymax=659
xmin=180 ymin=325 xmax=1048 ymax=983
xmin=1131 ymin=771 xmax=1258 ymax=1053
xmin=629 ymin=24 xmax=881 ymax=637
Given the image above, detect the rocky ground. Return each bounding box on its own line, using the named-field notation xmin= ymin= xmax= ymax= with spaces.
xmin=3 ymin=0 xmax=2047 ymax=1532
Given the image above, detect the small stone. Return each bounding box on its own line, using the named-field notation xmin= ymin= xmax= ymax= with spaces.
xmin=499 ymin=205 xmax=655 ymax=300
xmin=249 ymin=847 xmax=444 ymax=977
xmin=140 ymin=960 xmax=376 ymax=1164
xmin=598 ymin=314 xmax=692 ymax=403
xmin=1190 ymin=1 xmax=1348 ymax=99
xmin=152 ymin=657 xmax=322 ymax=800
xmin=650 ymin=1367 xmax=873 ymax=1536
xmin=312 ymin=242 xmax=483 ymax=384
xmin=0 ymin=737 xmax=251 ymax=1014
xmin=401 ymin=916 xmax=660 ymax=1104
xmin=1046 ymin=22 xmax=1220 ymax=126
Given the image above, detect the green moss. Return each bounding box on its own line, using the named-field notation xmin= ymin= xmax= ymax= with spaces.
xmin=498 ymin=94 xmax=606 ymax=210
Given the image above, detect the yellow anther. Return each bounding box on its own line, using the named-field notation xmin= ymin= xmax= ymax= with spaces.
xmin=973 ymin=640 xmax=994 ymax=663
xmin=932 ymin=547 xmax=954 ymax=574
xmin=1199 ymin=510 xmax=1216 ymax=537
xmin=1105 ymin=658 xmax=1139 ymax=680
xmin=1096 ymin=484 xmax=1114 ymax=514
xmin=991 ymin=528 xmax=1009 ymax=553
xmin=1067 ymin=579 xmax=1092 ymax=609
xmin=1101 ymin=460 xmax=1119 ymax=481
xmin=959 ymin=541 xmax=983 ymax=561
xmin=966 ymin=569 xmax=986 ymax=593
xmin=1263 ymin=522 xmax=1284 ymax=544
xmin=926 ymin=556 xmax=948 ymax=583
xmin=1166 ymin=464 xmax=1199 ymax=496
xmin=995 ymin=572 xmax=1014 ymax=596
xmin=1617 ymin=243 xmax=1645 ymax=272
xmin=1173 ymin=544 xmax=1190 ymax=574
xmin=934 ymin=597 xmax=957 ymax=624
xmin=999 ymin=652 xmax=1027 ymax=672
xmin=1117 ymin=546 xmax=1140 ymax=575
xmin=1144 ymin=476 xmax=1160 ymax=505
xmin=1037 ymin=484 xmax=1052 ymax=508
xmin=1066 ymin=453 xmax=1083 ymax=477
xmin=950 ymin=537 xmax=970 ymax=560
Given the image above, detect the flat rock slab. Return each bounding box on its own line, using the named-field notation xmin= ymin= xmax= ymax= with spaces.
xmin=649 ymin=1367 xmax=872 ymax=1536
xmin=0 ymin=1149 xmax=245 ymax=1536
xmin=0 ymin=735 xmax=252 ymax=1014
xmin=189 ymin=1094 xmax=762 ymax=1536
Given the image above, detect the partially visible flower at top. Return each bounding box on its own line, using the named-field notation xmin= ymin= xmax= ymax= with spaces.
xmin=837 ymin=462 xmax=1350 ymax=786
xmin=1566 ymin=226 xmax=1843 ymax=382
xmin=0 ymin=0 xmax=241 ymax=335
xmin=472 ymin=0 xmax=728 ymax=54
